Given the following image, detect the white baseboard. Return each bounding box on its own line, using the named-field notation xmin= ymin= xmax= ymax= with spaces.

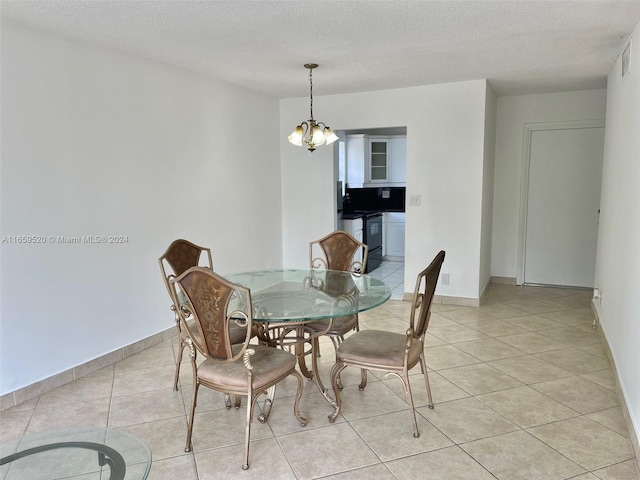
xmin=401 ymin=293 xmax=481 ymax=307
xmin=591 ymin=299 xmax=640 ymax=471
xmin=490 ymin=276 xmax=517 ymax=285
xmin=1 ymin=325 xmax=176 ymax=411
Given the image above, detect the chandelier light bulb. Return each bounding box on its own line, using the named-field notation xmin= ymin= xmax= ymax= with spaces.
xmin=324 ymin=128 xmax=339 ymax=145
xmin=311 ymin=124 xmax=325 ymax=146
xmin=288 ymin=126 xmax=304 ymax=146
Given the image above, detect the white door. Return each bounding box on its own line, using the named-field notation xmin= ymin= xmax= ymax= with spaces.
xmin=524 ymin=126 xmax=604 ymax=288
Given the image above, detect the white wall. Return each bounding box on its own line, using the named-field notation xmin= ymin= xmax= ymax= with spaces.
xmin=595 ymin=22 xmax=640 ymax=444
xmin=480 ymin=84 xmax=497 ymax=294
xmin=280 ymin=81 xmax=489 ymax=301
xmin=0 ymin=22 xmax=284 ymax=394
xmin=491 ymin=89 xmax=607 ymax=278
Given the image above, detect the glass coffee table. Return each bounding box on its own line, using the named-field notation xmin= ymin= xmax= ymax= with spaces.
xmin=0 ymin=427 xmax=151 ymax=480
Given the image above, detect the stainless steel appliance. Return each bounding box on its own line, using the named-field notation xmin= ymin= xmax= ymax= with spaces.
xmin=362 ymin=212 xmax=383 ymax=273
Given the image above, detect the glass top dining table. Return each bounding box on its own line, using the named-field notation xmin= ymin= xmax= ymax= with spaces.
xmin=224 ymin=268 xmax=392 ymax=323
xmin=225 ymin=268 xmax=391 ymax=418
xmin=0 ymin=427 xmax=151 ymax=480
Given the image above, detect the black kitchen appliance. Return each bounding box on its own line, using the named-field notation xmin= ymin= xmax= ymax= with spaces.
xmin=362 ymin=212 xmax=383 ymax=273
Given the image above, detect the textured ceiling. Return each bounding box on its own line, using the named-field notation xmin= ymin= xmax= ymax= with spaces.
xmin=2 ymin=0 xmax=640 ymax=98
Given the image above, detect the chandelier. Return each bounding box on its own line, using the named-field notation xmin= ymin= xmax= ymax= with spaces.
xmin=288 ymin=63 xmax=338 ymax=152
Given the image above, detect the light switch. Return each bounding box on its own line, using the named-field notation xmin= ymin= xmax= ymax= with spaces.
xmin=409 ymin=194 xmax=421 ymax=206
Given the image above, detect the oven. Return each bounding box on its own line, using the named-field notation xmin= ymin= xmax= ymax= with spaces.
xmin=362 ymin=212 xmax=383 ymax=273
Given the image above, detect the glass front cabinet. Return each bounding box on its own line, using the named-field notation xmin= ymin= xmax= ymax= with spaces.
xmin=369 ymin=139 xmax=389 ymax=181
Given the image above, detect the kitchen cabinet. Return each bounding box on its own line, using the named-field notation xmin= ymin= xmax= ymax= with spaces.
xmin=389 ymin=136 xmax=407 ymax=183
xmin=342 ymin=217 xmax=364 ymax=264
xmin=385 ymin=212 xmax=405 ymax=258
xmin=346 ymin=134 xmax=406 ymax=186
xmin=346 ymin=135 xmax=365 ymax=187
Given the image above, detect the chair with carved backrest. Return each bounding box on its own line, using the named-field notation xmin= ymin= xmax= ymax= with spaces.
xmin=310 ymin=230 xmax=368 ymax=274
xmin=169 ymin=266 xmax=307 ymax=470
xmin=302 ymin=231 xmax=369 ymax=382
xmin=158 ymin=239 xmax=250 ymax=397
xmin=328 ymin=250 xmax=445 ymax=437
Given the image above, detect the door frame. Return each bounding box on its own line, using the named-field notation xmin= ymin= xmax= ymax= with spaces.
xmin=516 ymin=119 xmax=605 ymax=285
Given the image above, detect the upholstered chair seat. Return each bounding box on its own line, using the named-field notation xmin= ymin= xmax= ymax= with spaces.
xmin=336 ymin=329 xmax=423 ymax=369
xmin=305 ymin=313 xmax=357 ymax=335
xmin=197 ymin=344 xmax=297 ymax=389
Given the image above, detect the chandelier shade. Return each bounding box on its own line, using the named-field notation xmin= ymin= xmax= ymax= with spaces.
xmin=288 ymin=64 xmax=338 ymax=152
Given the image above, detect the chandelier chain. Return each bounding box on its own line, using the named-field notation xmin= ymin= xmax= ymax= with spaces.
xmin=308 ymin=67 xmax=314 ymax=121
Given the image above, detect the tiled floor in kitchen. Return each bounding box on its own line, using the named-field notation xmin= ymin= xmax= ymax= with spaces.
xmin=1 ymin=282 xmax=639 ymax=479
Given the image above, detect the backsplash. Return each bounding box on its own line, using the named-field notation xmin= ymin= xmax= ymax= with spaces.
xmin=343 ymin=186 xmax=405 ymax=212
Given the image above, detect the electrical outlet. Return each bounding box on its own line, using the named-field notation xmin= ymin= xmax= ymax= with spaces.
xmin=593 ymin=288 xmax=602 ymax=305
xmin=441 ymin=273 xmax=450 ymax=285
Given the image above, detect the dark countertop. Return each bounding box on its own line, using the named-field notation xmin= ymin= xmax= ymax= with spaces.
xmin=343 ymin=210 xmax=397 ymax=220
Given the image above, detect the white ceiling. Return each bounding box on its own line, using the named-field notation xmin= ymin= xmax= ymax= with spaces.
xmin=3 ymin=0 xmax=640 ymax=98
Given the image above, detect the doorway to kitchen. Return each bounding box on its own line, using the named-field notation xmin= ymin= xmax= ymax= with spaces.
xmin=335 ymin=126 xmax=407 ymax=299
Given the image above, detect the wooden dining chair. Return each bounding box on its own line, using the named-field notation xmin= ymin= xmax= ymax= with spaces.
xmin=169 ymin=266 xmax=307 ymax=470
xmin=328 ymin=250 xmax=445 ymax=437
xmin=158 ymin=239 xmax=250 ymax=395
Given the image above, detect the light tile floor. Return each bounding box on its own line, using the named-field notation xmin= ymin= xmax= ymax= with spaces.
xmin=2 ymin=283 xmax=639 ymax=479
xmin=370 ymin=259 xmax=405 ymax=300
